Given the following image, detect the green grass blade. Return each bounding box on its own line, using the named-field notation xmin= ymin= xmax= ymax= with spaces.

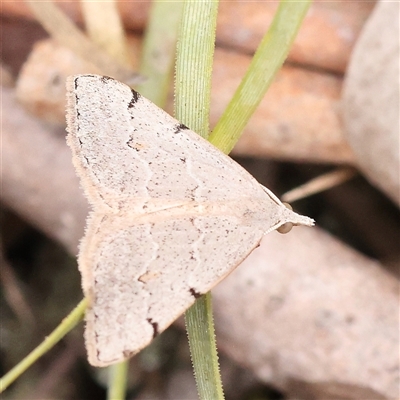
xmin=0 ymin=298 xmax=88 ymax=392
xmin=175 ymin=1 xmax=224 ymax=399
xmin=209 ymin=0 xmax=311 ymax=153
xmin=107 ymin=361 xmax=129 ymax=400
xmin=175 ymin=1 xmax=218 ymax=139
xmin=137 ymin=0 xmax=184 ymax=106
xmin=185 ymin=293 xmax=225 ymax=399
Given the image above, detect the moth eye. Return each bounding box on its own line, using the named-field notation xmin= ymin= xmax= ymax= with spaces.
xmin=277 ymin=222 xmax=293 ymax=234
xmin=277 ymin=202 xmax=294 ymax=234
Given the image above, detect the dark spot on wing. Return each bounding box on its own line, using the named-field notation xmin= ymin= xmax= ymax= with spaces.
xmin=128 ymin=89 xmax=141 ymax=108
xmin=174 ymin=123 xmax=189 ymax=134
xmin=189 ymin=288 xmax=202 ymax=299
xmin=127 ymin=137 xmax=145 ymax=151
xmin=100 ymin=76 xmax=113 ymax=83
xmin=147 ymin=318 xmax=159 ymax=338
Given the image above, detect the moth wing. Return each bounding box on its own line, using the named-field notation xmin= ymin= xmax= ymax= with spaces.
xmin=82 ymin=212 xmax=268 ymax=367
xmin=66 ymin=74 xmax=270 ymax=213
xmin=67 ymin=74 xmax=314 ymax=367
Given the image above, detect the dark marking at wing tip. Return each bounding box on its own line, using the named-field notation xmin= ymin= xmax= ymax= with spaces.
xmin=128 ymin=89 xmax=141 ymax=108
xmin=100 ymin=75 xmax=114 ymax=83
xmin=147 ymin=318 xmax=159 ymax=338
xmin=75 ymin=74 xmax=96 ymax=89
xmin=180 ymin=157 xmax=186 ymax=163
xmin=174 ymin=123 xmax=189 ymax=134
xmin=189 ymin=288 xmax=202 ymax=299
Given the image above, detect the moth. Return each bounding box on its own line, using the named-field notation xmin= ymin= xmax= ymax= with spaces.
xmin=66 ymin=74 xmax=314 ymax=367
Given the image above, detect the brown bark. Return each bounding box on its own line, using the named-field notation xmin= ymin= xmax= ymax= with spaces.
xmin=1 ymin=0 xmax=376 ymax=73
xmin=2 ymin=86 xmax=88 ymax=255
xmin=15 ymin=39 xmax=355 ymax=164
